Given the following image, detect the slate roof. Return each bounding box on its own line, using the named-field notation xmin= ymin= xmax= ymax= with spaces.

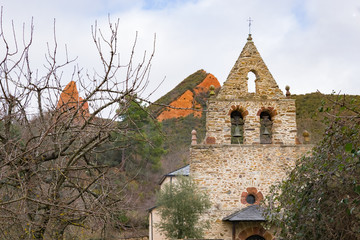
xmin=166 ymin=165 xmax=190 ymax=176
xmin=158 ymin=165 xmax=190 ymax=185
xmin=150 ymin=165 xmax=191 ymax=212
xmin=223 ymin=205 xmax=266 ymax=222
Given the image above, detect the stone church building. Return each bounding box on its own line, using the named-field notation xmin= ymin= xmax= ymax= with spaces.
xmin=149 ymin=34 xmax=312 ymax=240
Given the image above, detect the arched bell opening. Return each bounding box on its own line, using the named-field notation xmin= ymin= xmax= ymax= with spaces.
xmin=231 ymin=110 xmax=244 ymax=144
xmin=260 ymin=111 xmax=272 ymax=144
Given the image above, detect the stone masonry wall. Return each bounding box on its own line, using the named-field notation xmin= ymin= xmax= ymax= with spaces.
xmin=190 ymin=144 xmax=312 ymax=240
xmin=205 ymin=98 xmax=297 ymax=145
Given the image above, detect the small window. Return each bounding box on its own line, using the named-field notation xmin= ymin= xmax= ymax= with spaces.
xmin=246 ymin=194 xmax=256 ymax=204
xmin=231 ymin=111 xmax=244 ymax=144
xmin=260 ymin=111 xmax=272 ymax=144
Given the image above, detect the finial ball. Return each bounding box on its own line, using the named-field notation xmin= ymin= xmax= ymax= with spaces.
xmin=285 ymin=85 xmax=291 ymax=97
xmin=303 ymin=130 xmax=310 ymax=144
xmin=303 ymin=130 xmax=310 ymax=137
xmin=209 ymin=85 xmax=216 ymax=96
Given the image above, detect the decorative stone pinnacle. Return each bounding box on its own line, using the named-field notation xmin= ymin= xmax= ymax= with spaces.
xmin=285 ymin=85 xmax=291 ymax=97
xmin=303 ymin=130 xmax=310 ymax=144
xmin=209 ymin=85 xmax=216 ymax=97
xmin=191 ymin=129 xmax=197 ymax=145
xmin=247 ymin=34 xmax=253 ymax=41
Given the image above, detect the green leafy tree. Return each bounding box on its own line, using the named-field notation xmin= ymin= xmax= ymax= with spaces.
xmin=156 ymin=176 xmax=211 ymax=239
xmin=97 ymin=98 xmax=165 ymax=172
xmin=118 ymin=98 xmax=165 ymax=172
xmin=265 ymin=94 xmax=360 ymax=240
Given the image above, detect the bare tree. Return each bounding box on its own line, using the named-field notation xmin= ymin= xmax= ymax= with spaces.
xmin=0 ymin=9 xmax=156 ymax=239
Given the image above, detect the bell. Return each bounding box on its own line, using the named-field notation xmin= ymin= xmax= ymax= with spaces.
xmin=263 ymin=126 xmax=270 ymax=135
xmin=233 ymin=125 xmax=242 ymax=137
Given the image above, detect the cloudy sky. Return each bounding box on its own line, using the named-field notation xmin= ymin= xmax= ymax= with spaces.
xmin=1 ymin=0 xmax=360 ymax=102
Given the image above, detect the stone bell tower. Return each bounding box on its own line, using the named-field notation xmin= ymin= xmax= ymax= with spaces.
xmin=189 ymin=35 xmax=311 ymax=240
xmin=205 ymin=34 xmax=297 ymax=146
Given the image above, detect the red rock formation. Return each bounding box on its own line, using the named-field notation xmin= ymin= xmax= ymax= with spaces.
xmin=157 ymin=73 xmax=221 ymax=121
xmin=157 ymin=90 xmax=202 ymax=121
xmin=194 ymin=73 xmax=221 ymax=94
xmin=57 ymin=81 xmax=90 ymax=118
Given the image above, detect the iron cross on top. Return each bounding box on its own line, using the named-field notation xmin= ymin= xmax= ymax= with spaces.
xmin=247 ymin=17 xmax=253 ymax=34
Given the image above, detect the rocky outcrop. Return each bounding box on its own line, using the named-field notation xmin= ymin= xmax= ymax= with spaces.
xmin=56 ymin=81 xmax=90 ymax=118
xmin=156 ymin=71 xmax=221 ymax=121
xmin=194 ymin=73 xmax=220 ymax=94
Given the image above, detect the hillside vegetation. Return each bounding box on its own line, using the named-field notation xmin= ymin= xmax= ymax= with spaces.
xmin=293 ymin=92 xmax=360 ymax=143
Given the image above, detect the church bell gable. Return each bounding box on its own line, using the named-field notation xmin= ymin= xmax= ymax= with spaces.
xmin=217 ymin=35 xmax=284 ymax=100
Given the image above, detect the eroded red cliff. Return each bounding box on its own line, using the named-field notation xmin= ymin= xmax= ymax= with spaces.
xmin=157 ymin=73 xmax=221 ymax=121
xmin=56 ymin=81 xmax=90 ymax=118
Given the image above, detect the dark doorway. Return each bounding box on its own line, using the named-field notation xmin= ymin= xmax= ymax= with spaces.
xmin=246 ymin=235 xmax=265 ymax=240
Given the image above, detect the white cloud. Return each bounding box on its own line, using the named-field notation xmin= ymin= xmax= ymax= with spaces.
xmin=0 ymin=0 xmax=359 ymax=103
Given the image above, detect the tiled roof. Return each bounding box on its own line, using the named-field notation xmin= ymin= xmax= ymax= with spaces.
xmin=223 ymin=205 xmax=266 ymax=222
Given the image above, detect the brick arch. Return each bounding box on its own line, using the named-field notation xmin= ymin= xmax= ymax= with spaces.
xmin=237 ymin=226 xmax=274 ymax=240
xmin=256 ymin=107 xmax=277 ymax=119
xmin=228 ymin=105 xmax=249 ymax=117
xmin=241 ymin=187 xmax=264 ymax=205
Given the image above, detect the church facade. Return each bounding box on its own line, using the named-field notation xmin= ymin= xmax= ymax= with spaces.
xmin=149 ymin=34 xmax=312 ymax=240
